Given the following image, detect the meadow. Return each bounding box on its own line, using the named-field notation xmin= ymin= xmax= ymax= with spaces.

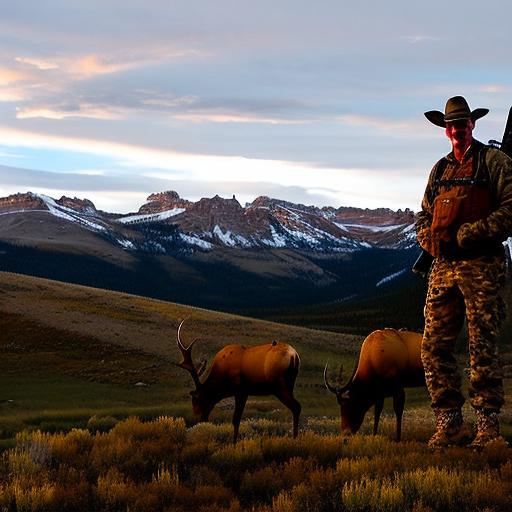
xmin=0 ymin=271 xmax=511 ymax=511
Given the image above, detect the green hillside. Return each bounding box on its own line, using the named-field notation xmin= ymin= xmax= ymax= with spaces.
xmin=0 ymin=271 xmax=371 ymax=440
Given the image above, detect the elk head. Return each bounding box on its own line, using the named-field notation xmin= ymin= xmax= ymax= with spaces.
xmin=176 ymin=320 xmax=211 ymax=421
xmin=324 ymin=363 xmax=365 ymax=435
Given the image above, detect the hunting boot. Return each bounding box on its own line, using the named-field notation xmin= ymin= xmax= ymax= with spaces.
xmin=470 ymin=409 xmax=508 ymax=449
xmin=428 ymin=409 xmax=472 ymax=449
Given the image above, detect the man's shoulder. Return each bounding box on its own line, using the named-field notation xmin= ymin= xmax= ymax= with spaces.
xmin=485 ymin=145 xmax=512 ymax=166
xmin=428 ymin=155 xmax=450 ymax=179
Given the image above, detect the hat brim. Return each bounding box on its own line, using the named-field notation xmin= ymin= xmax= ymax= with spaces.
xmin=424 ymin=110 xmax=446 ymax=127
xmin=424 ymin=108 xmax=489 ymax=128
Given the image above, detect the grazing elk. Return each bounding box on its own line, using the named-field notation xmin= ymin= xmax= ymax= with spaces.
xmin=324 ymin=328 xmax=425 ymax=441
xmin=176 ymin=321 xmax=301 ymax=443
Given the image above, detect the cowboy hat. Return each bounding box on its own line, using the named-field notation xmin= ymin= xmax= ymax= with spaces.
xmin=424 ymin=96 xmax=489 ymax=127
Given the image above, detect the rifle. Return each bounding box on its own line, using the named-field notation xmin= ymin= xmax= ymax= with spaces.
xmin=412 ymin=249 xmax=434 ymax=278
xmin=413 ymin=106 xmax=512 ymax=278
xmin=489 ymin=106 xmax=512 ymax=157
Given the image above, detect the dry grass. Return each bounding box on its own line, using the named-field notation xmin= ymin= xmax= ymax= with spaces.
xmin=0 ymin=416 xmax=510 ymax=512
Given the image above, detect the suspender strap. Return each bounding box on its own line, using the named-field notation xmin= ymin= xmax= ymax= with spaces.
xmin=430 ymin=143 xmax=490 ymax=201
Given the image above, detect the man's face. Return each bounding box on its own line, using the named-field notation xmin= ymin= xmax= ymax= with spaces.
xmin=445 ymin=118 xmax=474 ymax=151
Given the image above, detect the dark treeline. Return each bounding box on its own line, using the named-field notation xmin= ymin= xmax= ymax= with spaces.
xmin=0 ymin=241 xmax=428 ymax=334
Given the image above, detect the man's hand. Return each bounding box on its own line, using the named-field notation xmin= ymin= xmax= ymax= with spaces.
xmin=456 ymin=221 xmax=487 ymax=248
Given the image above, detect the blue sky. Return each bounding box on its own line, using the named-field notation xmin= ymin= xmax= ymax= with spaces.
xmin=0 ymin=1 xmax=511 ymax=212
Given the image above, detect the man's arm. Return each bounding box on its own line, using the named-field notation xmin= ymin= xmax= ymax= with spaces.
xmin=415 ymin=164 xmax=438 ymax=255
xmin=457 ymin=149 xmax=512 ymax=247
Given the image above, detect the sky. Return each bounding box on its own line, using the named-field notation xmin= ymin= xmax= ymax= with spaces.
xmin=0 ymin=1 xmax=511 ymax=213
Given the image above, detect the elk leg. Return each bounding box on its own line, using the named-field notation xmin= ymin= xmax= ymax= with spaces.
xmin=373 ymin=396 xmax=384 ymax=435
xmin=275 ymin=388 xmax=301 ymax=438
xmin=232 ymin=394 xmax=247 ymax=444
xmin=393 ymin=388 xmax=405 ymax=442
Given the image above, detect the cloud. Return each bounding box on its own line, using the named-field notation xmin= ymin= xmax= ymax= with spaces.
xmin=401 ymin=35 xmax=440 ymax=44
xmin=16 ymin=104 xmax=124 ymax=120
xmin=67 ymin=54 xmax=139 ymax=78
xmin=0 ymin=125 xmax=426 ymax=211
xmin=0 ymin=66 xmax=34 ymax=86
xmin=15 ymin=56 xmax=59 ymax=70
xmin=336 ymin=113 xmax=430 ymax=137
xmin=0 ymin=162 xmax=420 ymax=213
xmin=173 ymin=112 xmax=310 ymax=125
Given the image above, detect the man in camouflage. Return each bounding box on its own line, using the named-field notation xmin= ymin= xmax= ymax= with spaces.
xmin=416 ymin=96 xmax=512 ymax=449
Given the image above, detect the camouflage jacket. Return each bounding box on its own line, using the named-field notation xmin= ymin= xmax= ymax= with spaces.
xmin=415 ymin=139 xmax=512 ymax=258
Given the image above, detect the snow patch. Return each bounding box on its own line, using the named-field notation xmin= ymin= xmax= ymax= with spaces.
xmin=180 ymin=233 xmax=213 ymax=250
xmin=333 ymin=222 xmax=349 ymax=231
xmin=35 ymin=193 xmax=106 ymax=232
xmin=261 ymin=225 xmax=287 ymax=247
xmin=342 ymin=223 xmax=407 ymax=232
xmin=116 ymin=208 xmax=185 ymax=224
xmin=117 ymin=239 xmax=136 ymax=250
xmin=376 ymin=268 xmax=407 ymax=287
xmin=213 ymin=225 xmax=236 ymax=247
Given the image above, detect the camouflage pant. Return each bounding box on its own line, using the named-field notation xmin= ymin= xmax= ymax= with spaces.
xmin=422 ymin=254 xmax=506 ymax=411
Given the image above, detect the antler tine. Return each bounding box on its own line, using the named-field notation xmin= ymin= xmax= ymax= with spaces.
xmin=337 ymin=363 xmax=356 ymax=394
xmin=323 ymin=363 xmax=339 ymax=395
xmin=177 ymin=320 xmax=199 ymax=351
xmin=177 ymin=320 xmax=187 ymax=350
xmin=175 ymin=320 xmax=202 ymax=388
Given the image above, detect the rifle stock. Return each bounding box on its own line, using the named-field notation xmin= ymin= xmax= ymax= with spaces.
xmin=412 ymin=249 xmax=434 ymax=277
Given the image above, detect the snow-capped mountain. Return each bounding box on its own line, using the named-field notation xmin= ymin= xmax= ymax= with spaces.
xmin=0 ymin=191 xmax=416 ymax=253
xmin=0 ymin=189 xmax=430 ymax=329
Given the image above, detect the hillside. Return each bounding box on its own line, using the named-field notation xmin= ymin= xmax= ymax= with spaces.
xmin=0 ymin=271 xmax=366 ymax=438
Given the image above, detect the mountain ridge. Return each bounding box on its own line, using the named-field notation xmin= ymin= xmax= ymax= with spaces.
xmin=0 ymin=190 xmax=416 ymax=253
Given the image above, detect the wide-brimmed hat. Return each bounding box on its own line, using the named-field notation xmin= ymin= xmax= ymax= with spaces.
xmin=424 ymin=96 xmax=489 ymax=127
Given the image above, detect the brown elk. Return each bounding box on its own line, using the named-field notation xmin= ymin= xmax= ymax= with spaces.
xmin=176 ymin=321 xmax=301 ymax=443
xmin=324 ymin=328 xmax=425 ymax=441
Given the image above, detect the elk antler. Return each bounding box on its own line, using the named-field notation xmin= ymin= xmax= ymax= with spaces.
xmin=324 ymin=363 xmax=353 ymax=395
xmin=323 ymin=363 xmax=339 ymax=395
xmin=176 ymin=320 xmax=202 ymax=389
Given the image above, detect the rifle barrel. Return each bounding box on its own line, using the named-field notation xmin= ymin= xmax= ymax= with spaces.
xmin=500 ymin=107 xmax=512 ymax=158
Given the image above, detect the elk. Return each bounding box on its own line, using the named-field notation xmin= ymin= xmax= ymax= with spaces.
xmin=324 ymin=328 xmax=425 ymax=441
xmin=176 ymin=321 xmax=301 ymax=443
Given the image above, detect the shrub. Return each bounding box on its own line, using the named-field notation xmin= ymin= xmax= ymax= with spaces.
xmin=240 ymin=463 xmax=282 ymax=504
xmin=210 ymin=439 xmax=264 ymax=475
xmin=90 ymin=416 xmax=186 ymax=481
xmin=9 ymin=478 xmax=57 ymax=512
xmin=96 ymin=467 xmax=138 ymax=510
xmin=49 ymin=429 xmax=93 ymax=469
xmin=398 ymin=466 xmax=510 ymax=511
xmin=342 ymin=477 xmax=404 ymax=512
xmin=281 ymin=457 xmax=316 ymax=488
xmin=87 ymin=415 xmax=118 ymax=433
xmin=272 ymin=490 xmax=295 ymax=512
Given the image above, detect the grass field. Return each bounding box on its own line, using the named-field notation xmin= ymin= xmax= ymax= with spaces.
xmin=0 ymin=271 xmax=511 ymax=511
xmin=0 ymin=271 xmax=365 ymax=438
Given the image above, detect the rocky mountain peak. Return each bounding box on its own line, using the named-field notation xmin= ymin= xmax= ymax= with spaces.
xmin=138 ymin=190 xmax=192 ymax=214
xmin=0 ymin=192 xmax=48 ymax=213
xmin=56 ymin=196 xmax=97 ymax=213
xmin=176 ymin=194 xmax=249 ymax=233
